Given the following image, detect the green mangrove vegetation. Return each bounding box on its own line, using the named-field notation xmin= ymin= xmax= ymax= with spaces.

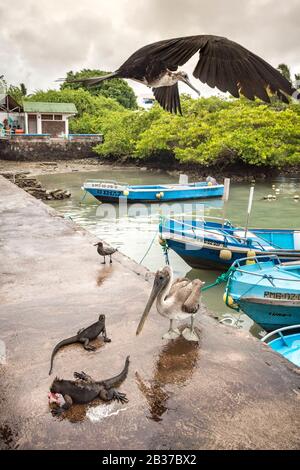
xmin=4 ymin=67 xmax=300 ymax=170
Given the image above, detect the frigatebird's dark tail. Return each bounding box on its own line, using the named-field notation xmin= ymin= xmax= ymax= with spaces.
xmin=56 ymin=72 xmax=119 ymax=87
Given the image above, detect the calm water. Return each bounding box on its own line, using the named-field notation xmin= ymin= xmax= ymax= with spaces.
xmin=39 ymin=168 xmax=300 ymax=337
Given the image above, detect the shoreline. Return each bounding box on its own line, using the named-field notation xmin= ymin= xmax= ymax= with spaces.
xmin=1 ymin=157 xmax=300 ymax=181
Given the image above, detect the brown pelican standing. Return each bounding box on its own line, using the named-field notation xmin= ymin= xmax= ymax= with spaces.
xmin=61 ymin=35 xmax=296 ymax=114
xmin=94 ymin=241 xmax=117 ymax=264
xmin=136 ymin=266 xmax=205 ymax=341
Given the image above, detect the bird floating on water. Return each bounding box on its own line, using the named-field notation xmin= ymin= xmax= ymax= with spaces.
xmin=94 ymin=241 xmax=117 ymax=264
xmin=60 ymin=35 xmax=297 ymax=114
xmin=136 ymin=266 xmax=205 ymax=341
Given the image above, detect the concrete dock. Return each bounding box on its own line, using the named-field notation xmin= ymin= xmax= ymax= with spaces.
xmin=0 ymin=175 xmax=299 ymax=450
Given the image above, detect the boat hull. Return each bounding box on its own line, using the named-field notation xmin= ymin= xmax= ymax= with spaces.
xmin=160 ymin=218 xmax=300 ymax=270
xmin=262 ymin=326 xmax=300 ymax=367
xmin=238 ymin=297 xmax=300 ymax=331
xmin=225 ymin=257 xmax=300 ymax=331
xmin=166 ymin=238 xmax=300 ymax=271
xmin=84 ymin=185 xmax=224 ymax=203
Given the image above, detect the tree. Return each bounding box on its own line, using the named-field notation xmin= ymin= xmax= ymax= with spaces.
xmin=8 ymin=83 xmax=28 ymax=104
xmin=90 ymin=97 xmax=300 ymax=169
xmin=61 ymin=69 xmax=137 ymax=110
xmin=20 ymin=83 xmax=27 ymax=97
xmin=27 ymin=88 xmax=123 ymax=117
xmin=277 ymin=64 xmax=291 ymax=82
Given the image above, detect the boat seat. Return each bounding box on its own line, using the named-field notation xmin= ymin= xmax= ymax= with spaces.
xmin=233 ymin=230 xmax=275 ymax=251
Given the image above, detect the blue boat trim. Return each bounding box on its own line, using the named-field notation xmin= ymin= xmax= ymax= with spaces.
xmin=82 ymin=179 xmax=224 ymax=203
xmin=159 ymin=217 xmax=300 ymax=270
xmin=225 ymin=255 xmax=300 ymax=331
xmin=261 ymin=325 xmax=300 ymax=367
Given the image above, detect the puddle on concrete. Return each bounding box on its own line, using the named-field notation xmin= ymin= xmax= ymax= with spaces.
xmin=96 ymin=265 xmax=113 ymax=286
xmin=136 ymin=335 xmax=200 ymax=422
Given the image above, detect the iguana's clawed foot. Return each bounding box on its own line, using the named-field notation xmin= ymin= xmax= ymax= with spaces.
xmin=113 ymin=391 xmax=128 ymax=404
xmin=74 ymin=371 xmax=86 ymax=380
xmin=51 ymin=407 xmax=65 ymax=417
xmin=103 ymin=337 xmax=111 ymax=343
xmin=74 ymin=371 xmax=93 ymax=382
xmin=84 ymin=345 xmax=96 ymax=351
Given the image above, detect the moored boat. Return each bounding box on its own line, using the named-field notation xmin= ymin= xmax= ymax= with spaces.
xmin=82 ymin=179 xmax=224 ymax=203
xmin=261 ymin=325 xmax=300 ymax=367
xmin=224 ymin=256 xmax=300 ymax=331
xmin=159 ymin=217 xmax=300 ymax=270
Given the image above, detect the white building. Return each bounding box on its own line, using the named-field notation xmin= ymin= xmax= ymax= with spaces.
xmin=0 ymin=95 xmax=77 ymax=138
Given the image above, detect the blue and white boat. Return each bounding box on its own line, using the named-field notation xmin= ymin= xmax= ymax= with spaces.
xmin=159 ymin=217 xmax=300 ymax=270
xmin=261 ymin=325 xmax=300 ymax=367
xmin=224 ymin=256 xmax=300 ymax=331
xmin=82 ymin=179 xmax=224 ymax=203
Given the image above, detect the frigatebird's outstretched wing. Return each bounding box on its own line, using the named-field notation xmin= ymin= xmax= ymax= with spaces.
xmin=119 ymin=35 xmax=296 ymax=104
xmin=153 ymin=84 xmax=182 ymax=114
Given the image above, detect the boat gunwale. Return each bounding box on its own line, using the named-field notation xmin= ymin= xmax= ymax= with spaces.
xmin=239 ymin=296 xmax=300 ymax=306
xmin=160 ymin=233 xmax=300 ymax=257
xmin=261 ymin=324 xmax=300 ymax=343
xmin=83 ymin=182 xmax=224 ymax=193
xmin=160 ymin=218 xmax=300 ymax=252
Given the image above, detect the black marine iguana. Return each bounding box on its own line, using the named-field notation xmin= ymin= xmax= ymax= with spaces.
xmin=49 ymin=314 xmax=111 ymax=375
xmin=49 ymin=356 xmax=130 ymax=415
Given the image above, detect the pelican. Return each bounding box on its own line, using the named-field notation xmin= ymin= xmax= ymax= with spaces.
xmin=94 ymin=241 xmax=117 ymax=264
xmin=60 ymin=35 xmax=296 ymax=114
xmin=136 ymin=266 xmax=205 ymax=341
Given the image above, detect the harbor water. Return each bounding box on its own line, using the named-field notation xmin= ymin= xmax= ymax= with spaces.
xmin=39 ymin=168 xmax=300 ymax=337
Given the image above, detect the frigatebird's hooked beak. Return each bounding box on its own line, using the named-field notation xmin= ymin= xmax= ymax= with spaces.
xmin=136 ymin=272 xmax=167 ymax=335
xmin=179 ymin=75 xmax=201 ymax=96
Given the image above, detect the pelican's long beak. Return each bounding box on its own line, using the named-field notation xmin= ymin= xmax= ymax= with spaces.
xmin=136 ymin=280 xmax=161 ymax=336
xmin=180 ymin=77 xmax=201 ymax=96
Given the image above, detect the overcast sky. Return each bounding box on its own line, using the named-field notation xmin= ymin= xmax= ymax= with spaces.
xmin=0 ymin=0 xmax=299 ymax=98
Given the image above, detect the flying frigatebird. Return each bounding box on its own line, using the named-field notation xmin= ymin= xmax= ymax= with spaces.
xmin=61 ymin=35 xmax=297 ymax=114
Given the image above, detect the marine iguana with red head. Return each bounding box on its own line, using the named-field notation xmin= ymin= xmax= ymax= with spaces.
xmin=49 ymin=314 xmax=111 ymax=375
xmin=49 ymin=356 xmax=130 ymax=415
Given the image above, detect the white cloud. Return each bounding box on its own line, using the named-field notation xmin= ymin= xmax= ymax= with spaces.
xmin=0 ymin=0 xmax=299 ymax=97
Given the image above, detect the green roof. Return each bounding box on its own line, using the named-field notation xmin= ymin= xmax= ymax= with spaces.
xmin=23 ymin=102 xmax=77 ymax=114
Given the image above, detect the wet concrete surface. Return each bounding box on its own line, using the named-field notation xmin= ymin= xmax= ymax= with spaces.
xmin=0 ymin=175 xmax=299 ymax=450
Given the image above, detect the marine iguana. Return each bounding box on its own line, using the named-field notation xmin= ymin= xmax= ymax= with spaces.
xmin=49 ymin=356 xmax=130 ymax=415
xmin=49 ymin=314 xmax=111 ymax=375
xmin=94 ymin=241 xmax=117 ymax=264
